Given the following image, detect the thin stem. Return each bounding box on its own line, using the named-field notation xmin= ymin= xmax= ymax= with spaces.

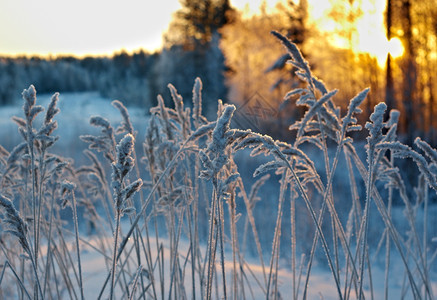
xmin=187 ymin=204 xmax=197 ymax=300
xmin=28 ymin=249 xmax=44 ymax=300
xmin=0 ymin=261 xmax=32 ymax=300
xmin=216 ymin=177 xmax=227 ymax=300
xmin=290 ymin=188 xmax=297 ymax=300
xmin=384 ymin=152 xmax=394 ymax=300
xmin=278 ymin=150 xmax=343 ymax=299
xmin=237 ymin=178 xmax=268 ymax=288
xmin=97 ymin=140 xmax=191 ymax=300
xmin=206 ymin=179 xmax=218 ymax=300
xmin=109 ymin=211 xmax=121 ymax=300
xmin=71 ymin=192 xmax=84 ymax=300
xmin=227 ymin=191 xmax=238 ymax=300
xmin=42 ymin=184 xmax=56 ymax=298
xmin=266 ymin=171 xmax=287 ymax=299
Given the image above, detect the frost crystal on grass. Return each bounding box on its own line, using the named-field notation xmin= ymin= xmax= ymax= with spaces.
xmin=44 ymin=92 xmax=60 ymax=125
xmin=415 ymin=137 xmax=437 ymax=165
xmin=61 ymin=180 xmax=76 ymax=192
xmin=0 ymin=194 xmax=30 ymax=254
xmin=192 ymin=77 xmax=203 ymax=122
xmin=6 ymin=143 xmax=27 ymax=168
xmin=112 ymin=100 xmax=134 ymax=135
xmin=387 ymin=109 xmax=400 ymax=128
xmin=157 ymin=95 xmax=174 ymax=141
xmin=270 ymin=30 xmax=310 ymax=76
xmin=297 ymin=89 xmax=338 ymax=138
xmin=90 ymin=115 xmax=112 ymax=130
xmin=377 ymin=141 xmax=437 ymax=191
xmin=187 ymin=121 xmax=216 ymax=143
xmin=253 ymin=161 xmax=285 ymax=177
xmin=81 ymin=115 xmax=117 ymax=162
xmin=366 ymin=102 xmax=387 ymax=145
xmin=342 ymin=88 xmax=369 ymax=135
xmin=113 ymin=134 xmax=134 ymax=179
xmin=61 ymin=180 xmax=76 ymax=208
xmin=168 ymin=83 xmax=184 ymax=119
xmin=111 ymin=133 xmax=142 ymax=212
xmin=122 ymin=179 xmax=143 ymax=202
xmin=207 ymin=105 xmax=235 ymax=154
xmin=366 ymin=102 xmax=387 ymax=165
xmin=22 ymin=85 xmax=38 ymax=122
xmin=199 ymin=104 xmax=239 ymax=176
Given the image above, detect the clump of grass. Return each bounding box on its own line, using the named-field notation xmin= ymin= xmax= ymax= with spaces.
xmin=60 ymin=180 xmax=84 ymax=300
xmin=0 ymin=193 xmax=43 ymax=299
xmin=0 ymin=28 xmax=436 ymax=300
xmin=108 ymin=133 xmax=143 ymax=300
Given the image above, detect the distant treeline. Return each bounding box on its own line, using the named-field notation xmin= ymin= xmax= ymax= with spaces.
xmin=0 ymin=41 xmax=227 ymax=116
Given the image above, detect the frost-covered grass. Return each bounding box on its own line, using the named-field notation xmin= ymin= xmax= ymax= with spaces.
xmin=0 ymin=31 xmax=436 ymax=300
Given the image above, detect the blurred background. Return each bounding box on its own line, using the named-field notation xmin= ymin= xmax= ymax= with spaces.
xmin=1 ymin=0 xmax=436 ymax=144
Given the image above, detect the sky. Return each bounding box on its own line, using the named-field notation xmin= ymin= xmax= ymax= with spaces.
xmin=0 ymin=0 xmax=277 ymax=57
xmin=0 ymin=0 xmax=401 ymax=63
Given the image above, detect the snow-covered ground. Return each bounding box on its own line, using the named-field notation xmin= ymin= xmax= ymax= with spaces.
xmin=0 ymin=91 xmax=148 ymax=162
xmin=77 ymin=232 xmax=437 ymax=299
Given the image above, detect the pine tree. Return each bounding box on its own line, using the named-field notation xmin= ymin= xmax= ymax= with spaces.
xmin=164 ymin=0 xmax=235 ymax=48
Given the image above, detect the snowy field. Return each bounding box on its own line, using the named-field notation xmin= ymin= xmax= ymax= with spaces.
xmin=78 ymin=232 xmax=432 ymax=299
xmin=0 ymin=91 xmax=149 ymax=162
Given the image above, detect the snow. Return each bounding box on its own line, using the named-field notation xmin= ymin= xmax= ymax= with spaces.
xmin=76 ymin=232 xmax=437 ymax=299
xmin=0 ymin=91 xmax=148 ymax=162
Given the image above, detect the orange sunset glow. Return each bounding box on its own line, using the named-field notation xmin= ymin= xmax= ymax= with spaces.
xmin=307 ymin=0 xmax=405 ymax=65
xmin=0 ymin=0 xmax=402 ymax=63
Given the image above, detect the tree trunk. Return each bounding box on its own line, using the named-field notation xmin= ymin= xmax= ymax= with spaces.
xmin=385 ymin=0 xmax=396 ymax=120
xmin=401 ymin=0 xmax=417 ymax=144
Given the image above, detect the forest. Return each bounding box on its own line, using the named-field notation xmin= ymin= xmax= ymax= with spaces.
xmin=1 ymin=0 xmax=437 ymax=144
